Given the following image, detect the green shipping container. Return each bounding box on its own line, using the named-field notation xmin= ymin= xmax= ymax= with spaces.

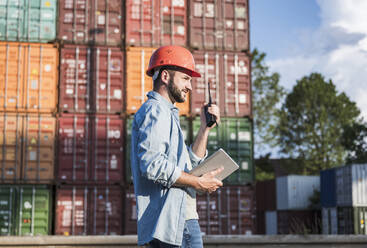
xmin=193 ymin=117 xmax=254 ymax=185
xmin=221 ymin=118 xmax=254 ymax=184
xmin=125 ymin=116 xmax=191 ymax=184
xmin=0 ymin=185 xmax=51 ymax=236
xmin=0 ymin=0 xmax=57 ymax=42
xmin=0 ymin=187 xmax=16 ymax=235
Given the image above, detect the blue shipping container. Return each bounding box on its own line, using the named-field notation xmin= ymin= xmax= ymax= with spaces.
xmin=320 ymin=168 xmax=337 ymax=207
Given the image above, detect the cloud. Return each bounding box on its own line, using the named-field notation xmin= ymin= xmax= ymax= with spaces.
xmin=268 ymin=0 xmax=367 ymax=120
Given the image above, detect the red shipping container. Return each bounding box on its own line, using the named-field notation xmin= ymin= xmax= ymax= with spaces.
xmin=59 ymin=45 xmax=124 ymax=114
xmin=196 ymin=191 xmax=221 ymax=235
xmin=125 ymin=0 xmax=186 ymax=47
xmin=124 ymin=185 xmax=255 ymax=235
xmin=255 ymin=179 xmax=276 ymax=211
xmin=124 ymin=186 xmax=137 ymax=234
xmin=55 ymin=185 xmax=123 ymax=235
xmin=197 ymin=185 xmax=255 ymax=235
xmin=58 ymin=0 xmax=123 ymax=45
xmin=57 ymin=114 xmax=124 ymax=184
xmin=90 ymin=114 xmax=124 ymax=182
xmin=191 ymin=51 xmax=251 ymax=117
xmin=57 ymin=114 xmax=90 ymax=181
xmin=189 ymin=0 xmax=249 ymax=51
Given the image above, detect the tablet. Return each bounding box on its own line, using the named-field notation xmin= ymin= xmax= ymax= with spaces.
xmin=189 ymin=148 xmax=239 ymax=181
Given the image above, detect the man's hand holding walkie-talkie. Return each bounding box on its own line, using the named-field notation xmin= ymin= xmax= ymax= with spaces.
xmin=203 ymin=82 xmax=220 ymax=129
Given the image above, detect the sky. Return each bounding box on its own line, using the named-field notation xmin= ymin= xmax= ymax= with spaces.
xmin=250 ymin=0 xmax=367 ymax=122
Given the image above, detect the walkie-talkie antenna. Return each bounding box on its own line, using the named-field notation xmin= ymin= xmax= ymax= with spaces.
xmin=208 ymin=82 xmax=212 ymax=105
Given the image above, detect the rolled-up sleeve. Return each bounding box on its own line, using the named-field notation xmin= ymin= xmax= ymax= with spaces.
xmin=136 ymin=107 xmax=182 ymax=188
xmin=188 ymin=145 xmax=208 ymax=168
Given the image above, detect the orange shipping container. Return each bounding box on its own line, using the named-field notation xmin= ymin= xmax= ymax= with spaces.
xmin=0 ymin=113 xmax=22 ymax=181
xmin=126 ymin=47 xmax=190 ymax=116
xmin=0 ymin=42 xmax=58 ymax=113
xmin=0 ymin=113 xmax=55 ymax=183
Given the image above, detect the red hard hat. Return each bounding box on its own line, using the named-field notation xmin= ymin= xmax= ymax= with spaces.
xmin=146 ymin=45 xmax=201 ymax=78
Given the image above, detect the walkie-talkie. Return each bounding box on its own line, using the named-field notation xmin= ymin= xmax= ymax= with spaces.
xmin=204 ymin=82 xmax=217 ymax=127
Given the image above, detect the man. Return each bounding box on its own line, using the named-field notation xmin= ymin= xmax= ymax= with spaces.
xmin=131 ymin=45 xmax=223 ymax=247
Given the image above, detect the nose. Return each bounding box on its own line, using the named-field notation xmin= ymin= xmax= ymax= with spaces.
xmin=186 ymin=81 xmax=192 ymax=91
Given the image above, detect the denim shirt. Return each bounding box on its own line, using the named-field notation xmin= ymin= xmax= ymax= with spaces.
xmin=131 ymin=91 xmax=206 ymax=246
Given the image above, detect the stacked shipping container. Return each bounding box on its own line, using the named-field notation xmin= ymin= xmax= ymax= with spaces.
xmin=0 ymin=0 xmax=253 ymax=236
xmin=0 ymin=0 xmax=57 ymax=235
xmin=255 ymin=176 xmax=321 ymax=235
xmin=321 ymin=164 xmax=367 ymax=234
xmin=54 ymin=0 xmax=125 ymax=236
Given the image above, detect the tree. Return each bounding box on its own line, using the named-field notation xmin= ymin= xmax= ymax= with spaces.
xmin=278 ymin=73 xmax=360 ymax=174
xmin=251 ymin=49 xmax=286 ymax=156
xmin=251 ymin=49 xmax=286 ymax=180
xmin=342 ymin=121 xmax=367 ymax=164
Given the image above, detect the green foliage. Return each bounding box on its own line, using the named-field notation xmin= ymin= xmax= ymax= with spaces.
xmin=255 ymin=154 xmax=275 ymax=181
xmin=278 ymin=73 xmax=360 ymax=174
xmin=308 ymin=189 xmax=321 ymax=210
xmin=342 ymin=121 xmax=367 ymax=164
xmin=251 ymin=48 xmax=286 ymax=155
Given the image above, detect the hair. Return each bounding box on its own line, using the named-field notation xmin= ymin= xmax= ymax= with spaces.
xmin=153 ymin=67 xmax=176 ymax=90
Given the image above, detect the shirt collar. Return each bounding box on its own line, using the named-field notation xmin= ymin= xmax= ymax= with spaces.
xmin=147 ymin=91 xmax=179 ymax=113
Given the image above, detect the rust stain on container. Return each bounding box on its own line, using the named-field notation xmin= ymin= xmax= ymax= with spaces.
xmin=59 ymin=45 xmax=124 ymax=114
xmin=125 ymin=0 xmax=186 ymax=47
xmin=192 ymin=50 xmax=251 ymax=117
xmin=189 ymin=0 xmax=249 ymax=51
xmin=0 ymin=113 xmax=55 ymax=183
xmin=57 ymin=114 xmax=124 ymax=184
xmin=0 ymin=42 xmax=58 ymax=113
xmin=55 ymin=185 xmax=123 ymax=235
xmin=126 ymin=47 xmax=190 ymax=116
xmin=58 ymin=0 xmax=123 ymax=45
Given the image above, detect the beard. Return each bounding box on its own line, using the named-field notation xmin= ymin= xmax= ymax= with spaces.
xmin=168 ymin=77 xmax=186 ymax=103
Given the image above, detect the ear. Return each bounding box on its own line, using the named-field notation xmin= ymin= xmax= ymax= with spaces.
xmin=160 ymin=69 xmax=170 ymax=85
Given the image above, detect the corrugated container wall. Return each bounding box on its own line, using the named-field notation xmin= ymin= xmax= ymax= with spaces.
xmin=322 ymin=207 xmax=337 ymax=234
xmin=192 ymin=117 xmax=253 ymax=185
xmin=265 ymin=211 xmax=277 ymax=235
xmin=0 ymin=185 xmax=51 ymax=236
xmin=0 ymin=42 xmax=58 ymax=113
xmin=189 ymin=0 xmax=249 ymax=51
xmin=124 ymin=185 xmax=256 ymax=235
xmin=277 ymin=210 xmax=321 ymax=234
xmin=0 ymin=0 xmax=57 ymax=43
xmin=58 ymin=0 xmax=123 ymax=45
xmin=124 ymin=186 xmax=137 ymax=234
xmin=126 ymin=47 xmax=189 ymax=115
xmin=336 ymin=164 xmax=367 ymax=207
xmin=221 ymin=117 xmax=253 ymax=184
xmin=125 ymin=0 xmax=187 ymax=47
xmin=276 ymin=175 xmax=320 ymax=210
xmin=337 ymin=207 xmax=367 ymax=235
xmin=0 ymin=113 xmax=55 ymax=183
xmin=192 ymin=51 xmax=251 ymax=117
xmin=256 ymin=179 xmax=276 ymax=211
xmin=59 ymin=45 xmax=124 ymax=114
xmin=320 ymin=168 xmax=336 ymax=207
xmin=57 ymin=114 xmax=124 ymax=184
xmin=55 ymin=185 xmax=123 ymax=235
xmin=197 ymin=185 xmax=255 ymax=235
